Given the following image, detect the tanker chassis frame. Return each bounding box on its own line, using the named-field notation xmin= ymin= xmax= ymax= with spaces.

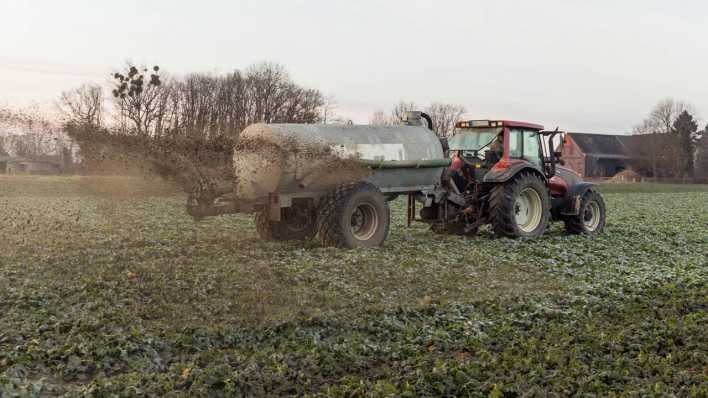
xmin=187 ymin=157 xmax=451 ymax=248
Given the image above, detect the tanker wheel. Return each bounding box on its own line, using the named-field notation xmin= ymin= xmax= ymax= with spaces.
xmin=564 ymin=189 xmax=606 ymax=236
xmin=254 ymin=205 xmax=317 ymax=241
xmin=318 ymin=182 xmax=390 ymax=248
xmin=489 ymin=172 xmax=550 ymax=239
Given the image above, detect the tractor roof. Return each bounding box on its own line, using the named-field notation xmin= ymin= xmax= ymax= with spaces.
xmin=456 ymin=120 xmax=544 ymax=130
xmin=499 ymin=120 xmax=544 ymax=130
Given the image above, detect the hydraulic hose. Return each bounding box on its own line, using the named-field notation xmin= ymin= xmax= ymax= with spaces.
xmin=420 ymin=112 xmax=433 ymax=130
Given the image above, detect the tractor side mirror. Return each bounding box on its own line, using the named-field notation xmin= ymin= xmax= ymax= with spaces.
xmin=555 ymin=133 xmax=567 ymax=160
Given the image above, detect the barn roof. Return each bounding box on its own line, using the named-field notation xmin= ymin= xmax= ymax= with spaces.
xmin=567 ymin=133 xmax=633 ymax=158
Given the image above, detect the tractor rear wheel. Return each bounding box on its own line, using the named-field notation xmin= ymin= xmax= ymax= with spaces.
xmin=318 ymin=182 xmax=390 ymax=248
xmin=564 ymin=189 xmax=606 ymax=236
xmin=255 ymin=205 xmax=317 ymax=241
xmin=489 ymin=172 xmax=551 ymax=239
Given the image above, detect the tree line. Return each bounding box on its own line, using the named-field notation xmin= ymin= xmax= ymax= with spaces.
xmin=369 ymin=101 xmax=466 ymax=138
xmin=61 ymin=62 xmax=325 ymax=140
xmin=0 ymin=106 xmax=73 ymax=169
xmin=60 ymin=63 xmax=469 ymax=143
xmin=54 ymin=62 xmax=329 ymax=202
xmin=632 ymin=99 xmax=708 ymax=179
xmin=57 ymin=62 xmax=472 ymax=179
xmin=3 ymin=62 xmax=706 ymax=181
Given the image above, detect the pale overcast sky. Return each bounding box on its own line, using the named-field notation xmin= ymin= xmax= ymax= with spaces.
xmin=1 ymin=0 xmax=706 ymax=132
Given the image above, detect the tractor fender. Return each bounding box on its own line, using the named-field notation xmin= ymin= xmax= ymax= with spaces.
xmin=556 ymin=182 xmax=596 ymax=216
xmin=483 ymin=163 xmax=547 ymax=184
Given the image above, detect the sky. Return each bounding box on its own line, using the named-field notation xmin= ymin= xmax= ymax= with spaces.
xmin=1 ymin=0 xmax=707 ymax=133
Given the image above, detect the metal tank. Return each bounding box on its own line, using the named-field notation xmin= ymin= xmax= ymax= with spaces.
xmin=233 ymin=121 xmax=449 ymax=201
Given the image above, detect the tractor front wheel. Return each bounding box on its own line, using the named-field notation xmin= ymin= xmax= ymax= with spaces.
xmin=564 ymin=189 xmax=606 ymax=236
xmin=489 ymin=172 xmax=551 ymax=239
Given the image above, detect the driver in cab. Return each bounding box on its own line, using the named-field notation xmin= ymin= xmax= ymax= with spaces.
xmin=484 ymin=132 xmax=504 ymax=167
xmin=449 ymin=132 xmax=504 ymax=190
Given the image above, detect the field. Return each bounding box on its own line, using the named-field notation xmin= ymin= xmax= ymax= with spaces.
xmin=1 ymin=176 xmax=706 ymax=397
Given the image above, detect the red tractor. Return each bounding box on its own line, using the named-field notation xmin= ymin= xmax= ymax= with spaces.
xmin=413 ymin=119 xmax=606 ymax=238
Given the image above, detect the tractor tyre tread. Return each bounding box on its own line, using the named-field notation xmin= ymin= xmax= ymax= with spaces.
xmin=489 ymin=171 xmax=551 ymax=239
xmin=255 ymin=212 xmax=279 ymax=240
xmin=254 ymin=208 xmax=317 ymax=241
xmin=564 ymin=189 xmax=606 ymax=235
xmin=318 ymin=182 xmax=390 ymax=248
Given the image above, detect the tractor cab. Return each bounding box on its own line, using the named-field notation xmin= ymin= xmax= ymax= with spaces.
xmin=426 ymin=118 xmax=605 ymax=239
xmin=447 ymin=120 xmax=559 ymax=184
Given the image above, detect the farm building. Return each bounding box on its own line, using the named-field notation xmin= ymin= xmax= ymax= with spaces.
xmin=0 ymin=156 xmax=21 ymax=174
xmin=560 ymin=133 xmax=640 ymax=178
xmin=0 ymin=156 xmax=62 ymax=175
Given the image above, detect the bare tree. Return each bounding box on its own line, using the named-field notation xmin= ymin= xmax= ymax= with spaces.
xmin=59 ymin=84 xmax=104 ymax=126
xmin=10 ymin=133 xmax=54 ymax=158
xmin=164 ymin=64 xmax=324 ymax=139
xmin=111 ymin=64 xmax=167 ymax=136
xmin=0 ymin=136 xmax=8 ymax=156
xmin=168 ymin=72 xmax=230 ymax=139
xmin=241 ymin=62 xmax=324 ymax=127
xmin=320 ymin=94 xmax=338 ymax=124
xmin=650 ymin=99 xmax=692 ymax=135
xmin=0 ymin=105 xmax=63 ymax=159
xmin=369 ymin=110 xmax=391 ymax=126
xmin=633 ymin=98 xmax=694 ymax=177
xmin=369 ymin=101 xmax=419 ymax=126
xmin=370 ymin=101 xmax=466 ymax=135
xmin=424 ymin=102 xmax=466 ymax=137
xmin=390 ymin=101 xmax=418 ymax=123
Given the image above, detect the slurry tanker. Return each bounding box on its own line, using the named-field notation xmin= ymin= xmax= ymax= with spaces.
xmin=187 ymin=112 xmax=606 ymax=248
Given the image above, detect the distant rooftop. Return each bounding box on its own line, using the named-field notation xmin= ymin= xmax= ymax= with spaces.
xmin=567 ymin=133 xmax=627 ymax=156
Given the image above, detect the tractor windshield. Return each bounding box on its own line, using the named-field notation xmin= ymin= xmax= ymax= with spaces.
xmin=448 ymin=127 xmax=501 ymax=152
